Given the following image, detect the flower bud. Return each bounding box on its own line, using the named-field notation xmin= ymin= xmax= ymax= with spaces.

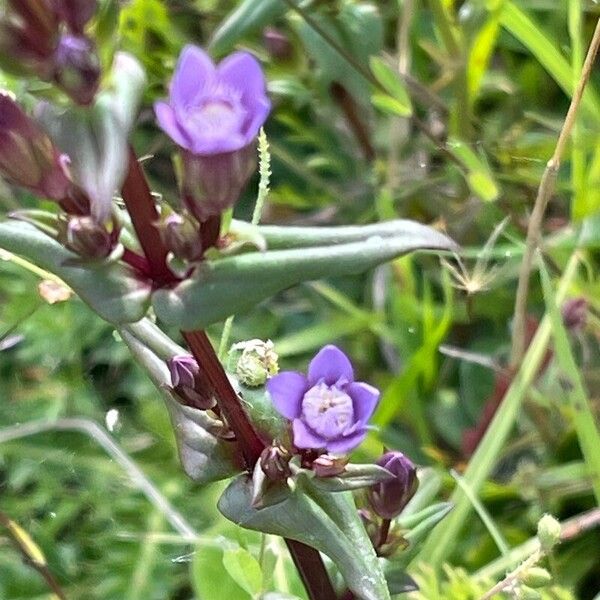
xmin=157 ymin=211 xmax=204 ymax=263
xmin=182 ymin=145 xmax=257 ymax=223
xmin=54 ymin=0 xmax=97 ymax=33
xmin=368 ymin=451 xmax=418 ymax=520
xmin=227 ymin=339 xmax=279 ymax=387
xmin=537 ymin=514 xmax=561 ymax=553
xmin=519 ymin=567 xmax=552 ymax=589
xmin=263 ymin=27 xmax=293 ymax=61
xmin=62 ymin=215 xmax=117 ymax=259
xmin=0 ymin=1 xmax=59 ymax=76
xmin=312 ymin=454 xmax=348 ymax=477
xmin=260 ymin=444 xmax=291 ymax=481
xmin=561 ymin=297 xmax=587 ymax=331
xmin=0 ymin=93 xmax=71 ymax=200
xmin=167 ymin=354 xmax=216 ymax=410
xmin=52 ymin=34 xmax=100 ymax=105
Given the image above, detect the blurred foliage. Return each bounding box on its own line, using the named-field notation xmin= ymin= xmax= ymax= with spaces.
xmin=1 ymin=0 xmax=600 ymax=599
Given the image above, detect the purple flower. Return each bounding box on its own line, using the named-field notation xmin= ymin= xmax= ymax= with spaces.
xmin=368 ymin=451 xmax=418 ymax=520
xmin=155 ymin=45 xmax=270 ymax=156
xmin=267 ymin=345 xmax=379 ymax=454
xmin=154 ymin=46 xmax=271 ymax=223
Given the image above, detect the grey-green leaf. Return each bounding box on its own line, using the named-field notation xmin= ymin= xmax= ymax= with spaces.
xmin=120 ymin=327 xmax=239 ymax=483
xmin=37 ymin=53 xmax=146 ymax=223
xmin=152 ymin=221 xmax=457 ymax=329
xmin=232 ymin=219 xmax=456 ymax=250
xmin=0 ymin=220 xmax=150 ymax=324
xmin=218 ymin=474 xmax=391 ymax=600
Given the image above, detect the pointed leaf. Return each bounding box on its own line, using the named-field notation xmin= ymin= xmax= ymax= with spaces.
xmin=153 ymin=222 xmax=457 ymax=329
xmin=231 ymin=219 xmax=455 ymax=250
xmin=219 ymin=474 xmax=391 ymax=600
xmin=37 ymin=53 xmax=146 ymax=223
xmin=388 ymin=502 xmax=453 ymax=569
xmin=120 ymin=329 xmax=239 ymax=483
xmin=370 ymin=57 xmax=412 ymax=116
xmin=222 ymin=547 xmax=263 ymax=596
xmin=0 ymin=220 xmax=150 ymax=324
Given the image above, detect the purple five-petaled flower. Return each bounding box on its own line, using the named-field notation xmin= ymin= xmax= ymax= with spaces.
xmin=267 ymin=345 xmax=379 ymax=454
xmin=154 ymin=45 xmax=271 ymax=156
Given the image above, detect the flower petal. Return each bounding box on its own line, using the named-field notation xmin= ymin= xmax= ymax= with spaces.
xmin=266 ymin=371 xmax=307 ymax=420
xmin=325 ymin=428 xmax=368 ymax=455
xmin=292 ymin=419 xmax=327 ymax=450
xmin=217 ymin=52 xmax=271 ymax=142
xmin=346 ymin=381 xmax=379 ymax=426
xmin=154 ymin=101 xmax=192 ymax=150
xmin=189 ymin=132 xmax=247 ymax=156
xmin=307 ymin=345 xmax=354 ymax=386
xmin=218 ymin=52 xmax=268 ymax=102
xmin=171 ymin=45 xmax=215 ymax=108
xmin=242 ymin=96 xmax=271 ymax=142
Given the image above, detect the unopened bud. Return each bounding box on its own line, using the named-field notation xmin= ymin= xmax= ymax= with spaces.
xmin=55 ymin=0 xmax=97 ymax=33
xmin=263 ymin=27 xmax=293 ymax=61
xmin=561 ymin=298 xmax=587 ymax=331
xmin=157 ymin=212 xmax=203 ymax=263
xmin=260 ymin=444 xmax=291 ymax=481
xmin=0 ymin=1 xmax=59 ymax=76
xmin=167 ymin=354 xmax=215 ymax=410
xmin=53 ymin=34 xmax=100 ymax=105
xmin=227 ymin=339 xmax=279 ymax=387
xmin=519 ymin=567 xmax=552 ymax=588
xmin=182 ymin=145 xmax=257 ymax=223
xmin=312 ymin=454 xmax=348 ymax=477
xmin=0 ymin=93 xmax=71 ymax=200
xmin=63 ymin=215 xmax=117 ymax=259
xmin=537 ymin=514 xmax=561 ymax=553
xmin=368 ymin=451 xmax=418 ymax=520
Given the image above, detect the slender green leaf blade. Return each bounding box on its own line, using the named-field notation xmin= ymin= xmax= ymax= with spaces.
xmin=539 ymin=259 xmax=600 ymax=503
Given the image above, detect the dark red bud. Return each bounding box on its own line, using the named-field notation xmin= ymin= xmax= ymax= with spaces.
xmin=63 ymin=215 xmax=117 ymax=259
xmin=54 ymin=0 xmax=97 ymax=33
xmin=167 ymin=355 xmax=216 ymax=410
xmin=263 ymin=27 xmax=293 ymax=61
xmin=312 ymin=454 xmax=348 ymax=477
xmin=260 ymin=445 xmax=292 ymax=481
xmin=157 ymin=212 xmax=204 ymax=263
xmin=368 ymin=451 xmax=418 ymax=520
xmin=561 ymin=298 xmax=587 ymax=332
xmin=0 ymin=93 xmax=72 ymax=200
xmin=53 ymin=34 xmax=100 ymax=105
